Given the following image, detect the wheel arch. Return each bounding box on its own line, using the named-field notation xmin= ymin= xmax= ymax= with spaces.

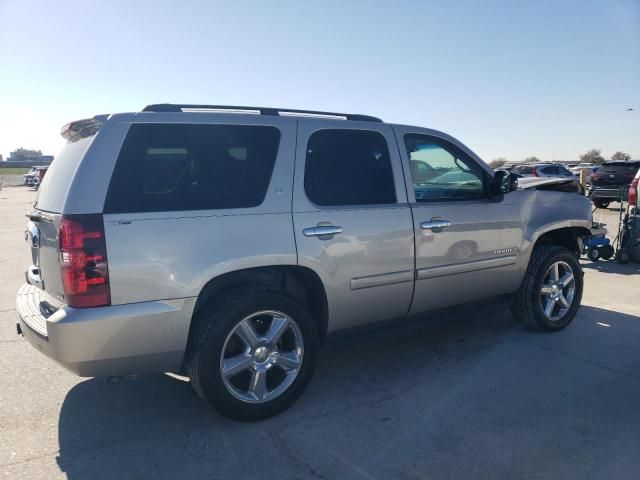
xmin=514 ymin=222 xmax=590 ymax=290
xmin=533 ymin=225 xmax=591 ymax=255
xmin=190 ymin=265 xmax=329 ymax=342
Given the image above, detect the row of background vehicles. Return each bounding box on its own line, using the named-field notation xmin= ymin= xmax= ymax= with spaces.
xmin=505 ymin=160 xmax=640 ymax=209
xmin=503 ymin=160 xmax=640 ymax=263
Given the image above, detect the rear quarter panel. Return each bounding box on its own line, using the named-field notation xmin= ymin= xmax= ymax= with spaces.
xmin=104 ymin=212 xmax=297 ymax=304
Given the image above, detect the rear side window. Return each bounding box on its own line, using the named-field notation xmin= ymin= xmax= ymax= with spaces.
xmin=304 ymin=129 xmax=396 ymax=206
xmin=104 ymin=124 xmax=280 ymax=213
xmin=512 ymin=165 xmax=534 ymax=175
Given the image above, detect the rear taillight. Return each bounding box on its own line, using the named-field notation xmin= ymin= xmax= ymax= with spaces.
xmin=532 ymin=169 xmax=539 ymax=177
xmin=59 ymin=214 xmax=110 ymax=308
xmin=629 ymin=178 xmax=638 ymax=206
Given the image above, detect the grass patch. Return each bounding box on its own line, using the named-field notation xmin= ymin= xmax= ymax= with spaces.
xmin=0 ymin=167 xmax=30 ymax=175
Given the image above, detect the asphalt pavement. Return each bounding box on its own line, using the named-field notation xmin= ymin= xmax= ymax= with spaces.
xmin=1 ymin=186 xmax=639 ymax=480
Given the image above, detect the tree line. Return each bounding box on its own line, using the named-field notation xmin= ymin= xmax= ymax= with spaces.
xmin=489 ymin=150 xmax=633 ymax=169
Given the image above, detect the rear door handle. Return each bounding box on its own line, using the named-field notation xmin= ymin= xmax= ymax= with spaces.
xmin=421 ymin=220 xmax=451 ymax=232
xmin=303 ymin=225 xmax=344 ymax=238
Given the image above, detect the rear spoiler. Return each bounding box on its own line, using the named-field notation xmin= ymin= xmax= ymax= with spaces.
xmin=60 ymin=115 xmax=108 ymax=142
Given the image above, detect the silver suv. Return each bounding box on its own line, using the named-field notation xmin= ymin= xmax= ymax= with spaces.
xmin=17 ymin=104 xmax=592 ymax=420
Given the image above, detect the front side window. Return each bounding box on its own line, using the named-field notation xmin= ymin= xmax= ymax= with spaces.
xmin=304 ymin=129 xmax=396 ymax=206
xmin=104 ymin=124 xmax=280 ymax=213
xmin=404 ymin=134 xmax=485 ymax=202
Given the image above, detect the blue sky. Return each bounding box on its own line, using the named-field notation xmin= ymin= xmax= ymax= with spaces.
xmin=1 ymin=0 xmax=638 ymax=162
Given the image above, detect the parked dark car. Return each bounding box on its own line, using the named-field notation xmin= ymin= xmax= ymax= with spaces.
xmin=590 ymin=160 xmax=640 ymax=208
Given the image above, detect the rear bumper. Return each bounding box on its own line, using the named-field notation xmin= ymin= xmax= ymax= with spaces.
xmin=16 ymin=283 xmax=194 ymax=377
xmin=590 ymin=187 xmax=625 ymax=200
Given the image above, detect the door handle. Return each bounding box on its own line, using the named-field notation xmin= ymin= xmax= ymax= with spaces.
xmin=421 ymin=219 xmax=451 ymax=232
xmin=303 ymin=225 xmax=344 ymax=238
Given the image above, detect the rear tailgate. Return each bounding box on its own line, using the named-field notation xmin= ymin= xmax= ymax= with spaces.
xmin=26 ymin=132 xmax=99 ymax=303
xmin=25 ymin=211 xmax=65 ymax=303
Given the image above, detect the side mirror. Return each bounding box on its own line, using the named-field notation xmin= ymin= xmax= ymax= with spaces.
xmin=492 ymin=170 xmax=518 ymax=195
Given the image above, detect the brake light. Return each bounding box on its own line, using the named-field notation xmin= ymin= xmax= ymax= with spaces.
xmin=629 ymin=178 xmax=638 ymax=206
xmin=59 ymin=214 xmax=110 ymax=308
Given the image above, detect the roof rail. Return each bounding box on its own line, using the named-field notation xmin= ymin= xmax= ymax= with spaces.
xmin=142 ymin=104 xmax=383 ymax=122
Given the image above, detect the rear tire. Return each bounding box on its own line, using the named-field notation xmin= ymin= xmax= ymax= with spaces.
xmin=186 ymin=286 xmax=320 ymax=421
xmin=616 ymin=249 xmax=631 ymax=264
xmin=593 ymin=199 xmax=610 ymax=209
xmin=600 ymin=244 xmax=614 ymax=260
xmin=511 ymin=245 xmax=583 ymax=331
xmin=587 ymin=246 xmax=600 ymax=261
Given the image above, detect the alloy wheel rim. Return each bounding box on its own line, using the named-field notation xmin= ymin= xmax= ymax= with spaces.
xmin=219 ymin=310 xmax=304 ymax=403
xmin=540 ymin=261 xmax=576 ymax=322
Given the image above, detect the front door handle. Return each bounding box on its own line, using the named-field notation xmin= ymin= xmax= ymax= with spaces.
xmin=421 ymin=219 xmax=451 ymax=232
xmin=303 ymin=225 xmax=344 ymax=239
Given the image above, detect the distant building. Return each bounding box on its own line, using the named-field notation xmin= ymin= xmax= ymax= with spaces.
xmin=7 ymin=148 xmax=54 ymax=164
xmin=0 ymin=154 xmax=3 ymax=162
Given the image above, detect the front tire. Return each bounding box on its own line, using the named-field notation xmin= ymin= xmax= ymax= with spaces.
xmin=186 ymin=287 xmax=320 ymax=421
xmin=512 ymin=245 xmax=583 ymax=331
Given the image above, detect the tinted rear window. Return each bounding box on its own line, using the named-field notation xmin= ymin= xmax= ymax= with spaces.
xmin=104 ymin=124 xmax=280 ymax=213
xmin=600 ymin=163 xmax=640 ymax=174
xmin=35 ymin=135 xmax=96 ymax=213
xmin=512 ymin=165 xmax=534 ymax=174
xmin=304 ymin=129 xmax=396 ymax=206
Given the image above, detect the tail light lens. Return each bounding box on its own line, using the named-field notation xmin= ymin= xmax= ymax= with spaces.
xmin=59 ymin=214 xmax=110 ymax=308
xmin=629 ymin=178 xmax=638 ymax=206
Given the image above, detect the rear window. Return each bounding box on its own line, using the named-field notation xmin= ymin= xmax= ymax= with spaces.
xmin=104 ymin=124 xmax=280 ymax=213
xmin=600 ymin=163 xmax=640 ymax=174
xmin=304 ymin=129 xmax=396 ymax=206
xmin=35 ymin=135 xmax=96 ymax=213
xmin=512 ymin=165 xmax=534 ymax=174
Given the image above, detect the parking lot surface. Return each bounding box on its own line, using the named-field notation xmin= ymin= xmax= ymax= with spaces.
xmin=1 ymin=186 xmax=639 ymax=479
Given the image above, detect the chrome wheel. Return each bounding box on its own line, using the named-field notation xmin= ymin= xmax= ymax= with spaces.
xmin=219 ymin=310 xmax=304 ymax=404
xmin=540 ymin=261 xmax=576 ymax=322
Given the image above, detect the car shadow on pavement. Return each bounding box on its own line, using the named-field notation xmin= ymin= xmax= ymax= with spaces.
xmin=55 ymin=304 xmax=640 ymax=480
xmin=581 ymin=260 xmax=640 ymax=275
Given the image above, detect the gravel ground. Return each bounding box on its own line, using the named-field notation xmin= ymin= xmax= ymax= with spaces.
xmin=1 ymin=187 xmax=639 ymax=480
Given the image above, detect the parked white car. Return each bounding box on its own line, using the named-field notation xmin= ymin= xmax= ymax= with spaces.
xmin=570 ymin=163 xmax=597 ymax=176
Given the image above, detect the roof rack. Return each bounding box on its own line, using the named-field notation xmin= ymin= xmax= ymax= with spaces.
xmin=142 ymin=104 xmax=382 ymax=122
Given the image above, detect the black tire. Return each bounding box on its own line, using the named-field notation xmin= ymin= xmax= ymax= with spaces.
xmin=616 ymin=249 xmax=631 ymax=264
xmin=185 ymin=286 xmax=320 ymax=421
xmin=587 ymin=246 xmax=600 ymax=261
xmin=600 ymin=244 xmax=614 ymax=260
xmin=593 ymin=199 xmax=610 ymax=209
xmin=511 ymin=245 xmax=583 ymax=331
